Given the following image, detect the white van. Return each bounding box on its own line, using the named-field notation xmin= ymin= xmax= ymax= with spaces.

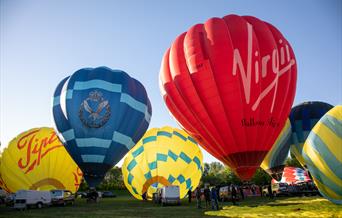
xmin=158 ymin=186 xmax=180 ymax=206
xmin=14 ymin=190 xmax=51 ymax=209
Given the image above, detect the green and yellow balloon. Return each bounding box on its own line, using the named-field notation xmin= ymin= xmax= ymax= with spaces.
xmin=122 ymin=126 xmax=203 ymax=200
xmin=303 ymin=105 xmax=342 ymax=204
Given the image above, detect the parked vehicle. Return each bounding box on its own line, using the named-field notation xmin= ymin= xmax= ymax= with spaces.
xmin=14 ymin=190 xmax=51 ymax=209
xmin=157 ymin=186 xmax=180 ymax=206
xmin=271 ymin=182 xmax=289 ymax=196
xmin=219 ymin=186 xmax=240 ymax=202
xmin=102 ymin=191 xmax=116 ymax=198
xmin=5 ymin=193 xmax=15 ymax=207
xmin=76 ymin=191 xmax=87 ymax=198
xmin=50 ymin=190 xmax=75 ymax=206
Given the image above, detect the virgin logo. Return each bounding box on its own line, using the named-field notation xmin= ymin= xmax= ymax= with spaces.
xmin=232 ymin=23 xmax=295 ymax=112
xmin=17 ymin=129 xmax=63 ymax=174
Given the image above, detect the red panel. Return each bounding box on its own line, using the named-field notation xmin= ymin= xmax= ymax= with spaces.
xmin=160 ymin=14 xmax=297 ymax=180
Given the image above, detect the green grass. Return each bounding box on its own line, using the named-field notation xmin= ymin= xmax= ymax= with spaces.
xmin=0 ymin=191 xmax=341 ymax=218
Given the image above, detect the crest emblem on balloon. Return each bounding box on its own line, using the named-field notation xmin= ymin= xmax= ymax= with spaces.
xmin=79 ymin=90 xmax=111 ymax=128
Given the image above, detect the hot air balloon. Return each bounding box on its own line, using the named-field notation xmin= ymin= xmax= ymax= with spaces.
xmin=159 ymin=14 xmax=297 ymax=180
xmin=271 ymin=167 xmax=311 ymax=185
xmin=261 ymin=119 xmax=292 ymax=181
xmin=302 ymin=105 xmax=342 ymax=205
xmin=0 ymin=127 xmax=83 ymax=193
xmin=289 ymin=101 xmax=333 ymax=167
xmin=122 ymin=126 xmax=203 ymax=200
xmin=52 ymin=67 xmax=151 ymax=187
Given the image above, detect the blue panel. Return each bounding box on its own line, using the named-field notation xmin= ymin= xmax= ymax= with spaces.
xmin=62 ymin=129 xmax=75 ymax=141
xmin=168 ymin=175 xmax=175 ymax=183
xmin=157 ymin=131 xmax=172 ymax=138
xmin=53 ymin=96 xmax=60 ymax=106
xmin=81 ymin=155 xmax=105 ymax=163
xmin=187 ymin=136 xmax=197 ymax=145
xmin=168 ymin=150 xmax=178 ymax=161
xmin=120 ymin=93 xmax=151 ymax=122
xmin=186 ymin=178 xmax=192 ymax=189
xmin=73 ymin=80 xmax=122 ymax=92
xmin=193 ymin=156 xmax=202 ymax=170
xmin=179 ymin=152 xmax=191 ymax=164
xmin=128 ymin=173 xmax=134 ymax=185
xmin=127 ymin=159 xmax=137 ymax=171
xmin=157 ymin=153 xmax=168 ymax=162
xmin=144 ymin=171 xmax=152 ymax=180
xmin=143 ymin=136 xmax=157 ymax=144
xmin=76 ymin=138 xmax=112 ymax=148
xmin=112 ymin=131 xmax=135 ymax=149
xmin=173 ymin=131 xmax=186 ymax=141
xmin=148 ymin=161 xmax=157 ymax=170
xmin=132 ymin=146 xmax=144 ymax=158
xmin=66 ymin=89 xmax=73 ymax=99
xmin=177 ymin=175 xmax=185 ymax=184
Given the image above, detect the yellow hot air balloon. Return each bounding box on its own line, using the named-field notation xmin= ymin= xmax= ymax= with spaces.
xmin=261 ymin=119 xmax=292 ymax=181
xmin=122 ymin=126 xmax=203 ymax=200
xmin=0 ymin=127 xmax=83 ymax=193
xmin=303 ymin=105 xmax=342 ymax=205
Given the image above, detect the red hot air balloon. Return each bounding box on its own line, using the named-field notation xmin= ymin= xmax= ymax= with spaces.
xmin=159 ymin=14 xmax=297 ymax=180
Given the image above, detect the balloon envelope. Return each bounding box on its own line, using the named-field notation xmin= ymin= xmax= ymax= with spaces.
xmin=271 ymin=167 xmax=311 ymax=184
xmin=261 ymin=119 xmax=292 ymax=181
xmin=52 ymin=67 xmax=151 ymax=187
xmin=0 ymin=127 xmax=82 ymax=193
xmin=159 ymin=14 xmax=297 ymax=180
xmin=289 ymin=101 xmax=333 ymax=167
xmin=122 ymin=126 xmax=203 ymax=200
xmin=303 ymin=105 xmax=342 ymax=204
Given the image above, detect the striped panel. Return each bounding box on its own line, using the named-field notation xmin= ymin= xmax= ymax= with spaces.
xmin=168 ymin=175 xmax=176 ymax=183
xmin=321 ymin=114 xmax=342 ymax=138
xmin=144 ymin=171 xmax=152 ymax=180
xmin=127 ymin=159 xmax=137 ymax=171
xmin=143 ymin=136 xmax=156 ymax=144
xmin=76 ymin=138 xmax=112 ymax=148
xmin=81 ymin=155 xmax=105 ymax=163
xmin=73 ymin=80 xmax=122 ymax=92
xmin=132 ymin=146 xmax=144 ymax=158
xmin=179 ymin=152 xmax=191 ymax=164
xmin=168 ymin=150 xmax=178 ymax=161
xmin=187 ymin=136 xmax=197 ymax=145
xmin=186 ymin=178 xmax=192 ymax=189
xmin=53 ymin=96 xmax=60 ymax=106
xmin=157 ymin=131 xmax=172 ymax=138
xmin=148 ymin=161 xmax=157 ymax=170
xmin=65 ymin=90 xmax=73 ymax=99
xmin=62 ymin=129 xmax=75 ymax=141
xmin=112 ymin=131 xmax=135 ymax=149
xmin=128 ymin=173 xmax=134 ymax=185
xmin=157 ymin=153 xmax=168 ymax=162
xmin=177 ymin=175 xmax=185 ymax=184
xmin=120 ymin=93 xmax=151 ymax=122
xmin=193 ymin=156 xmax=202 ymax=170
xmin=173 ymin=131 xmax=186 ymax=141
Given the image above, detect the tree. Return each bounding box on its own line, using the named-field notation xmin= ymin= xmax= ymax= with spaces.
xmin=285 ymin=157 xmax=302 ymax=168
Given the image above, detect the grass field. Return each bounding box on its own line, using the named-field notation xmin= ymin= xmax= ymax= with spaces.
xmin=0 ymin=190 xmax=341 ymax=218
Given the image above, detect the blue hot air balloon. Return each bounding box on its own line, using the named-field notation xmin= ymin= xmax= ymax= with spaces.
xmin=52 ymin=67 xmax=152 ymax=187
xmin=289 ymin=101 xmax=333 ymax=168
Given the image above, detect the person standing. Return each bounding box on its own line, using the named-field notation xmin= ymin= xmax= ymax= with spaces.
xmin=210 ymin=187 xmax=219 ymax=210
xmin=268 ymin=184 xmax=274 ymax=199
xmin=231 ymin=185 xmax=237 ymax=205
xmin=195 ymin=187 xmax=202 ymax=209
xmin=187 ymin=189 xmax=192 ymax=203
xmin=239 ymin=186 xmax=244 ymax=200
xmin=204 ymin=186 xmax=211 ymax=209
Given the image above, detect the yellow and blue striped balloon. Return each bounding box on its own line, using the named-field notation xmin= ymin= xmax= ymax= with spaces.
xmin=261 ymin=119 xmax=292 ymax=181
xmin=122 ymin=126 xmax=203 ymax=200
xmin=303 ymin=105 xmax=342 ymax=204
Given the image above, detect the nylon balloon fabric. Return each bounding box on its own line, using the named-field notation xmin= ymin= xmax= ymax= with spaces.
xmin=0 ymin=127 xmax=83 ymax=193
xmin=303 ymin=105 xmax=342 ymax=205
xmin=261 ymin=119 xmax=292 ymax=181
xmin=289 ymin=101 xmax=333 ymax=167
xmin=159 ymin=14 xmax=297 ymax=180
xmin=122 ymin=126 xmax=203 ymax=200
xmin=52 ymin=67 xmax=152 ymax=187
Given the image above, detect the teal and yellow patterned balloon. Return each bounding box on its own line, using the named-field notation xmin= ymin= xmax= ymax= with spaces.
xmin=303 ymin=105 xmax=342 ymax=204
xmin=261 ymin=119 xmax=292 ymax=181
xmin=122 ymin=126 xmax=203 ymax=200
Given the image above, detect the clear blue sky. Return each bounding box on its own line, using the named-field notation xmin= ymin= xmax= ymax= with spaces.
xmin=1 ymin=0 xmax=341 ymax=165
